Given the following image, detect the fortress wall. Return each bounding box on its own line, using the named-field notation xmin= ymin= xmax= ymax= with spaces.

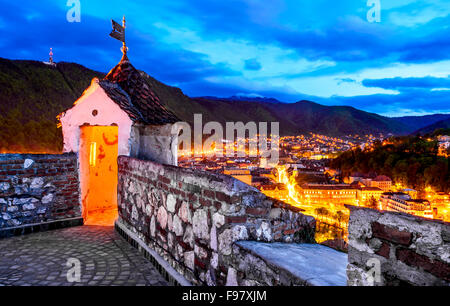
xmin=346 ymin=205 xmax=449 ymax=286
xmin=117 ymin=156 xmax=316 ymax=285
xmin=0 ymin=153 xmax=82 ymax=237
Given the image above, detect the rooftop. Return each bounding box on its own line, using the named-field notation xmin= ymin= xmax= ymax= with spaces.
xmin=373 ymin=175 xmax=392 ymax=182
xmin=101 ymin=56 xmax=179 ymax=125
xmin=359 ymin=187 xmax=383 ymax=191
xmin=302 ymin=184 xmax=357 ymax=191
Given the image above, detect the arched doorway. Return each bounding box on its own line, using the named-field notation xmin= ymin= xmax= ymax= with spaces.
xmin=79 ymin=125 xmax=119 ymax=226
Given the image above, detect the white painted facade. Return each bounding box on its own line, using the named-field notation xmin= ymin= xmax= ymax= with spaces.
xmin=59 ymin=78 xmax=134 ymax=156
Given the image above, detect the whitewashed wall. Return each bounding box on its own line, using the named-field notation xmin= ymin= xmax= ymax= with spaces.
xmin=59 ymin=78 xmax=133 ymax=156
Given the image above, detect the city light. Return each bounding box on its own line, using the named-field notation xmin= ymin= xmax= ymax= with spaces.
xmin=180 ymin=132 xmax=450 ymax=243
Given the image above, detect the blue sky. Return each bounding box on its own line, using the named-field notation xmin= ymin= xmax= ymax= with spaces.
xmin=0 ymin=0 xmax=449 ymax=116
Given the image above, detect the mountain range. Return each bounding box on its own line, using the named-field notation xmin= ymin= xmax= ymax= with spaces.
xmin=0 ymin=57 xmax=448 ymax=152
xmin=413 ymin=118 xmax=450 ymax=135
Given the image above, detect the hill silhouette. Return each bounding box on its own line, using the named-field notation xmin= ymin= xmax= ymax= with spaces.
xmin=0 ymin=57 xmax=446 ymax=152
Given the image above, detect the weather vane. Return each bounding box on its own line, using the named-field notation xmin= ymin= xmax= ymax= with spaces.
xmin=109 ymin=16 xmax=128 ymax=60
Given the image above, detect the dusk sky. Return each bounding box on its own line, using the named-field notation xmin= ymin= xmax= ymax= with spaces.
xmin=1 ymin=0 xmax=449 ymax=117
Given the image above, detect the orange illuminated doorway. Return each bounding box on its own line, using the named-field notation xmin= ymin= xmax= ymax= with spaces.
xmin=79 ymin=125 xmax=119 ymax=226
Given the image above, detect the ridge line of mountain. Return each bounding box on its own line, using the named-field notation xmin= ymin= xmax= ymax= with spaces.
xmin=0 ymin=58 xmax=449 ymax=150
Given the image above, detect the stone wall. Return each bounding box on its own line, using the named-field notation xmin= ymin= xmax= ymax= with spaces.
xmin=227 ymin=241 xmax=348 ymax=286
xmin=0 ymin=154 xmax=81 ymax=235
xmin=228 ymin=243 xmax=311 ymax=286
xmin=131 ymin=123 xmax=178 ymax=166
xmin=346 ymin=205 xmax=449 ymax=286
xmin=117 ymin=156 xmax=316 ymax=285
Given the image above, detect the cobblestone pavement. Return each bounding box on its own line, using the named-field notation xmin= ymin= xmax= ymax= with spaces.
xmin=0 ymin=226 xmax=170 ymax=286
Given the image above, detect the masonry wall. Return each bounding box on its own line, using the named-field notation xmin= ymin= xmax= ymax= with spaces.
xmin=0 ymin=154 xmax=81 ymax=236
xmin=117 ymin=156 xmax=316 ymax=286
xmin=346 ymin=205 xmax=449 ymax=286
xmin=228 ymin=243 xmax=312 ymax=286
xmin=131 ymin=123 xmax=178 ymax=166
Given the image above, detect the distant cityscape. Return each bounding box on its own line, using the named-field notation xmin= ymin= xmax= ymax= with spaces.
xmin=179 ymin=133 xmax=450 ymax=245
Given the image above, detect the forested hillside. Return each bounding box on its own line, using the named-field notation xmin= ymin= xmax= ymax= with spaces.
xmin=0 ymin=58 xmax=446 ymax=153
xmin=0 ymin=59 xmax=104 ymax=152
xmin=330 ymin=136 xmax=449 ymax=192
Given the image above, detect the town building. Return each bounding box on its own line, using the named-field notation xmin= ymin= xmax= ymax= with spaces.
xmin=300 ymin=184 xmax=357 ymax=205
xmin=438 ymin=135 xmax=450 ymax=157
xmin=401 ymin=188 xmax=418 ymax=199
xmin=363 ymin=175 xmax=392 ymax=192
xmin=261 ymin=183 xmax=288 ymax=201
xmin=348 ymin=173 xmax=393 ymax=193
xmin=356 ymin=186 xmax=383 ymax=204
xmin=349 ymin=172 xmax=365 ymax=184
xmin=381 ymin=192 xmax=433 ymax=218
xmin=223 ymin=168 xmax=252 ymax=186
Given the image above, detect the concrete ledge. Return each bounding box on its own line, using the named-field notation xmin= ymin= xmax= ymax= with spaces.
xmin=115 ymin=219 xmax=192 ymax=287
xmin=235 ymin=241 xmax=348 ymax=286
xmin=0 ymin=217 xmax=84 ymax=239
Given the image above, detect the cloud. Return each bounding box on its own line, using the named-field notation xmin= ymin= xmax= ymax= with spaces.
xmin=337 ymin=78 xmax=357 ymax=85
xmin=318 ymin=89 xmax=450 ymax=116
xmin=387 ymin=0 xmax=450 ymax=27
xmin=0 ymin=0 xmax=449 ymax=116
xmin=244 ymin=58 xmax=262 ymax=71
xmin=362 ymin=76 xmax=450 ymax=90
xmin=235 ymin=93 xmax=264 ymax=98
xmin=0 ymin=0 xmax=239 ymax=87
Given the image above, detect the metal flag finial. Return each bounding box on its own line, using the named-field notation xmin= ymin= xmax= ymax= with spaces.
xmin=109 ymin=16 xmax=128 ymax=60
xmin=122 ymin=16 xmax=127 ymax=58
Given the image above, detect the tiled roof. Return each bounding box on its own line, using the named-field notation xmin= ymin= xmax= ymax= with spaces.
xmin=373 ymin=175 xmax=391 ymax=182
xmin=102 ymin=56 xmax=179 ymax=125
xmin=302 ymin=185 xmax=357 ymax=190
xmin=359 ymin=187 xmax=383 ymax=191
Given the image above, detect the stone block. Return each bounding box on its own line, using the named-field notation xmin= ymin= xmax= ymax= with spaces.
xmin=372 ymin=222 xmax=412 ymax=246
xmin=166 ymin=194 xmax=176 ymax=213
xmin=375 ymin=241 xmax=390 ymax=259
xmin=193 ymin=209 xmax=210 ymax=240
xmin=157 ymin=206 xmax=168 ymax=229
xmin=396 ymin=248 xmax=450 ymax=281
xmin=225 ymin=267 xmax=238 ymax=286
xmin=172 ymin=214 xmax=183 ymax=236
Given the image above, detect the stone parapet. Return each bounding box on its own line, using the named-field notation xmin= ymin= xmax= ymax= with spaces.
xmin=346 ymin=205 xmax=449 ymax=286
xmin=117 ymin=156 xmax=316 ymax=285
xmin=0 ymin=153 xmax=81 ymax=233
xmin=227 ymin=241 xmax=347 ymax=286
